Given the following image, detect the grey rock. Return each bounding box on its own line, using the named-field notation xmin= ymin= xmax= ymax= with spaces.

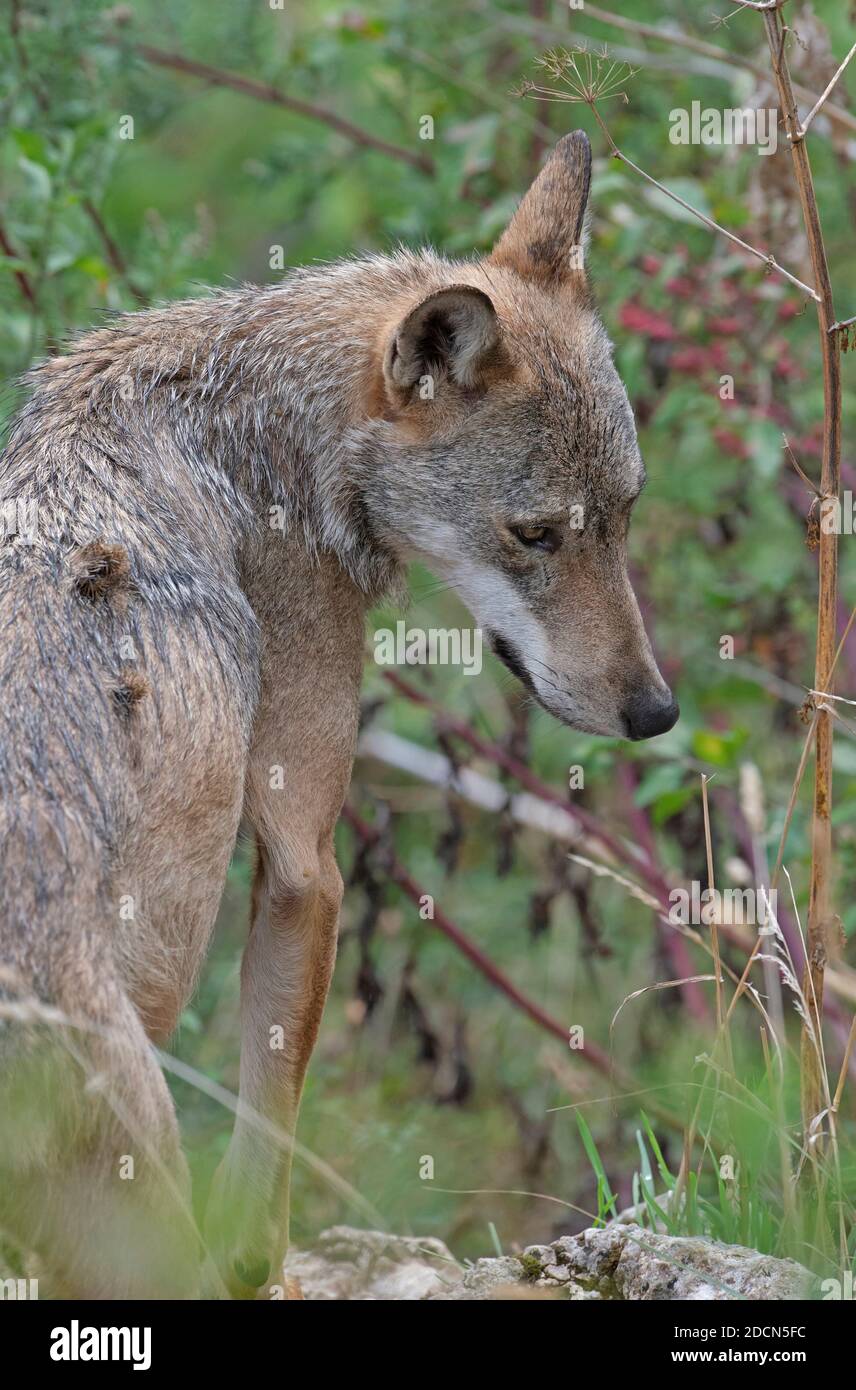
xmin=426 ymin=1254 xmax=527 ymax=1300
xmin=536 ymin=1224 xmax=813 ymax=1301
xmin=283 ymin=1222 xmax=814 ymax=1301
xmin=284 ymin=1225 xmax=463 ymax=1300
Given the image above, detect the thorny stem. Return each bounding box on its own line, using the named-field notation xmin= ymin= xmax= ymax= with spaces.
xmin=829 ymin=314 xmax=856 ymax=337
xmin=758 ymin=4 xmax=843 ymax=1153
xmin=559 ymin=18 xmax=846 ymax=1152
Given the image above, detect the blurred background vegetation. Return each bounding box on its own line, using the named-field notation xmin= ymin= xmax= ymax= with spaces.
xmin=2 ymin=0 xmax=856 ymax=1278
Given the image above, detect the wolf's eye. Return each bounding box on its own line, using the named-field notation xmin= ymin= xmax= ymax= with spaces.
xmin=510 ymin=524 xmax=559 ymax=553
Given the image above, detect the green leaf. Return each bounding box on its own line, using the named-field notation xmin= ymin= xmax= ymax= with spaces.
xmin=635 ymin=1128 xmax=654 ymax=1186
xmin=691 ymin=727 xmax=746 ymax=766
xmin=652 ymin=786 xmax=696 ymax=825
xmin=576 ymin=1111 xmax=618 ymax=1226
xmin=641 ymin=1112 xmax=676 ymax=1189
xmin=17 ymin=154 xmax=52 ymax=200
xmin=634 ymin=761 xmax=685 ymax=808
xmin=746 ymin=417 xmax=785 ymax=481
xmin=67 ymin=254 xmax=111 ymax=278
xmin=10 ymin=127 xmax=52 ymax=167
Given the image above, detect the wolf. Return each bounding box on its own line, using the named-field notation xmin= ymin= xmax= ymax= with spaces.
xmin=0 ymin=131 xmax=677 ymax=1298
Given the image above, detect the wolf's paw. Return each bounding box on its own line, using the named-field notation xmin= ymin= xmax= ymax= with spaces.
xmin=203 ymin=1157 xmax=286 ymax=1300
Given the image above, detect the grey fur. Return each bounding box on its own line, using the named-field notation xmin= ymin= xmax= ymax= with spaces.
xmin=0 ymin=135 xmax=675 ymax=1296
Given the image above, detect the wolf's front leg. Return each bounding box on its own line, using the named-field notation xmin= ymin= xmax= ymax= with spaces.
xmin=204 ymin=829 xmax=343 ymax=1298
xmin=204 ymin=540 xmax=365 ymax=1298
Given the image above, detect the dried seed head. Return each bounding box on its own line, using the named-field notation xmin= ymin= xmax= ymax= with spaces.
xmin=113 ymin=668 xmax=149 ymax=713
xmin=70 ymin=541 xmax=131 ymax=600
xmin=519 ymin=45 xmax=638 ymax=108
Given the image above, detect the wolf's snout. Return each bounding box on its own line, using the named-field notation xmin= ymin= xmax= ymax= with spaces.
xmin=623 ymin=687 xmax=680 ymax=741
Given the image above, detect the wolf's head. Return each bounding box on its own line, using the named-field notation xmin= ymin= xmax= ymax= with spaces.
xmin=359 ymin=131 xmax=677 ymax=740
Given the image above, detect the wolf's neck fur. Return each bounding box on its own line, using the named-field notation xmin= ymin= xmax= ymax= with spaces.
xmin=11 ymin=249 xmax=455 ymax=599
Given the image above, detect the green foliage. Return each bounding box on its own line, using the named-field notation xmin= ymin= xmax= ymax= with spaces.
xmin=2 ymin=0 xmax=855 ymax=1275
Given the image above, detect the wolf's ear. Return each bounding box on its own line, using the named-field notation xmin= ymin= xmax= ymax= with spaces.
xmin=383 ymin=284 xmax=501 ymax=401
xmin=490 ymin=131 xmax=591 ymax=287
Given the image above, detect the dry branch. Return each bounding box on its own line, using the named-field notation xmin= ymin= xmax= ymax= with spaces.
xmin=359 ymin=726 xmax=589 ymax=845
xmin=103 ymin=39 xmax=434 ymax=175
xmin=376 ymin=668 xmax=856 ymax=1025
xmin=341 ymin=803 xmax=612 ymax=1076
xmin=0 ymin=217 xmax=36 ymax=307
xmin=756 ymin=4 xmax=843 ymax=1146
xmin=583 ymin=108 xmax=819 ymax=302
xmin=797 ymin=39 xmax=856 ymax=140
xmin=80 ymin=198 xmax=147 ymax=305
xmin=520 ymin=48 xmax=819 ymax=301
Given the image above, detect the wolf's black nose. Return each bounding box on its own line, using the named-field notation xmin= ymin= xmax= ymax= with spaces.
xmin=624 ymin=689 xmax=679 ymax=741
